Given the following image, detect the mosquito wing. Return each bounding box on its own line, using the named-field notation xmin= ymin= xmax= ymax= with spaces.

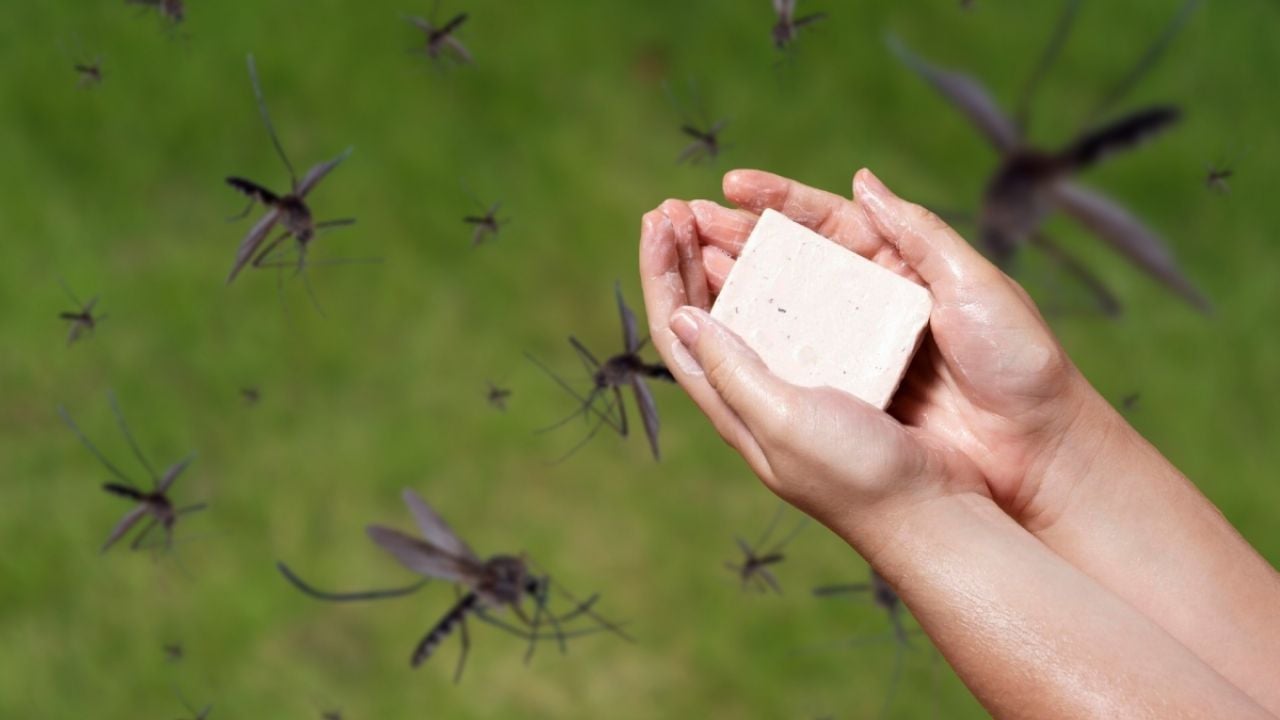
xmin=443 ymin=36 xmax=472 ymax=64
xmin=404 ymin=14 xmax=433 ymax=32
xmin=365 ymin=525 xmax=480 ymax=584
xmin=101 ymin=504 xmax=148 ymax=553
xmin=156 ymin=455 xmax=194 ymax=493
xmin=297 ymin=147 xmax=353 ymax=198
xmin=400 ymin=488 xmax=480 ymax=563
xmin=630 ymin=376 xmax=661 ymax=461
xmin=66 ymin=320 xmax=84 ymax=346
xmin=887 ymin=35 xmax=1019 ymax=153
xmin=615 ymin=282 xmax=640 ymax=353
xmin=773 ymin=0 xmax=795 ymax=20
xmin=1048 ymin=181 xmax=1210 ymax=312
xmin=226 ymin=207 xmax=282 ymax=284
xmin=794 ymin=12 xmax=826 ymax=29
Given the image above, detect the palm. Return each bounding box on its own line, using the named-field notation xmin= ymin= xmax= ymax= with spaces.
xmin=671 ymin=170 xmax=1083 ymax=517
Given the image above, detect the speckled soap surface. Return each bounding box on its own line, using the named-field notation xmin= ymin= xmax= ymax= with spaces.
xmin=709 ymin=209 xmax=933 ymax=409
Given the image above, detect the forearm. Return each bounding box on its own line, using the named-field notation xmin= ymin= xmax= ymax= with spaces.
xmin=1027 ymin=381 xmax=1280 ymax=713
xmin=842 ymin=492 xmax=1274 ymax=720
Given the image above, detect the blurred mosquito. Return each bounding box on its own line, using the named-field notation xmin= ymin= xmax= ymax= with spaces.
xmin=486 ymin=381 xmax=512 ymax=411
xmin=58 ymin=393 xmax=205 ymax=553
xmin=403 ymin=2 xmax=472 ymax=66
xmin=73 ymin=58 xmax=103 ymax=88
xmin=240 ymin=386 xmax=261 ymax=406
xmin=665 ymin=79 xmax=730 ymax=165
xmin=726 ymin=504 xmax=809 ymax=593
xmin=225 ymin=55 xmax=367 ymax=302
xmin=1206 ymin=162 xmax=1234 ymax=194
xmin=126 ymin=0 xmax=185 ymax=26
xmin=814 ymin=571 xmax=923 ymax=718
xmin=58 ymin=278 xmax=105 ymax=346
xmin=278 ymin=488 xmax=628 ymax=682
xmin=889 ymin=0 xmax=1210 ymax=314
xmin=163 ymin=642 xmax=184 ymax=662
xmin=463 ymin=194 xmax=509 ymax=247
xmin=772 ymin=0 xmax=826 ymax=51
xmin=526 ymin=283 xmax=674 ymax=462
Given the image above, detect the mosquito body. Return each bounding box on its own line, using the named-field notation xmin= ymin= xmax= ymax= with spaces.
xmin=126 ymin=0 xmax=184 ymax=25
xmin=726 ymin=505 xmax=809 ymax=593
xmin=890 ymin=0 xmax=1210 ymax=314
xmin=58 ymin=280 xmax=106 ymax=346
xmin=772 ymin=0 xmax=826 ymax=51
xmin=404 ymin=6 xmax=472 ymax=65
xmin=59 ymin=393 xmax=205 ymax=553
xmin=225 ymin=55 xmax=355 ymax=286
xmin=527 ymin=284 xmax=673 ymax=462
xmin=278 ymin=488 xmax=627 ymax=682
xmin=164 ymin=643 xmax=184 ymax=662
xmin=486 ymin=382 xmax=512 ymax=411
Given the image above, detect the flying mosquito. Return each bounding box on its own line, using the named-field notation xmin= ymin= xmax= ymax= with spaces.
xmin=526 ymin=283 xmax=673 ymax=462
xmin=726 ymin=504 xmax=809 ymax=594
xmin=126 ymin=0 xmax=185 ymax=26
xmin=463 ymin=198 xmax=509 ymax=247
xmin=403 ymin=3 xmax=472 ymax=66
xmin=163 ymin=642 xmax=184 ymax=662
xmin=240 ymin=386 xmax=261 ymax=406
xmin=73 ymin=58 xmax=103 ymax=88
xmin=59 ymin=393 xmax=205 ymax=553
xmin=225 ymin=54 xmax=358 ymax=289
xmin=1206 ymin=164 xmax=1233 ymax=194
xmin=772 ymin=0 xmax=826 ymax=51
xmin=278 ymin=488 xmax=628 ymax=682
xmin=665 ymin=79 xmax=730 ymax=165
xmin=57 ymin=278 xmax=106 ymax=346
xmin=889 ymin=0 xmax=1210 ymax=314
xmin=486 ymin=381 xmax=512 ymax=411
xmin=814 ymin=571 xmax=921 ymax=718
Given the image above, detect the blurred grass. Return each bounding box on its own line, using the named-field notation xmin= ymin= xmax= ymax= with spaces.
xmin=1 ymin=0 xmax=1278 ymax=718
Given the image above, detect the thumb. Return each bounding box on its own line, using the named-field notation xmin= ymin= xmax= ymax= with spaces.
xmin=668 ymin=306 xmax=795 ymax=442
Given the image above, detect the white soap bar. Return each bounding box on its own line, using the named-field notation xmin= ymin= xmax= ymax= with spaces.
xmin=709 ymin=209 xmax=932 ymax=409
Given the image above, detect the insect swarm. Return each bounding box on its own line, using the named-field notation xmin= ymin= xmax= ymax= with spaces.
xmin=58 ymin=393 xmax=205 ymax=553
xmin=277 ymin=488 xmax=628 ymax=682
xmin=890 ymin=0 xmax=1210 ymax=314
xmin=527 ymin=283 xmax=674 ymax=462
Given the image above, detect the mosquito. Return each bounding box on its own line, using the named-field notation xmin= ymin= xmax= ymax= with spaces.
xmin=726 ymin=504 xmax=809 ymax=594
xmin=526 ymin=283 xmax=673 ymax=462
xmin=240 ymin=386 xmax=261 ymax=406
xmin=73 ymin=57 xmax=103 ymax=88
xmin=665 ymin=79 xmax=730 ymax=165
xmin=278 ymin=488 xmax=628 ymax=682
xmin=889 ymin=0 xmax=1210 ymax=314
xmin=225 ymin=54 xmax=358 ymax=290
xmin=486 ymin=381 xmax=512 ymax=411
xmin=403 ymin=3 xmax=472 ymax=66
xmin=126 ymin=0 xmax=185 ymax=26
xmin=814 ymin=571 xmax=921 ymax=719
xmin=58 ymin=393 xmax=205 ymax=553
xmin=772 ymin=0 xmax=826 ymax=51
xmin=57 ymin=278 xmax=106 ymax=346
xmin=464 ymin=199 xmax=508 ymax=247
xmin=163 ymin=642 xmax=184 ymax=662
xmin=1206 ymin=165 xmax=1233 ymax=194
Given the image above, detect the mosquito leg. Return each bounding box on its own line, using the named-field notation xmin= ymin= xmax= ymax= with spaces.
xmin=175 ymin=502 xmax=208 ymax=516
xmin=276 ymin=561 xmax=429 ymax=602
xmin=129 ymin=515 xmax=160 ymax=551
xmin=453 ymin=610 xmax=470 ymax=684
xmin=227 ymin=198 xmax=256 ymax=222
xmin=523 ymin=587 xmax=545 ymax=665
xmin=251 ymin=231 xmax=292 ymax=269
xmin=107 ymin=391 xmax=158 ymax=482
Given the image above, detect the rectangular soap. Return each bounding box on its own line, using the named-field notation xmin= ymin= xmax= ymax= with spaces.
xmin=709 ymin=208 xmax=932 ymax=409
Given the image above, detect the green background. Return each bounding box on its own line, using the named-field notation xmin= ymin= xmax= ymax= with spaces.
xmin=2 ymin=1 xmax=1277 ymax=717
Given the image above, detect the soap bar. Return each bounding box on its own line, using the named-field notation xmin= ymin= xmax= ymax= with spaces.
xmin=709 ymin=209 xmax=932 ymax=409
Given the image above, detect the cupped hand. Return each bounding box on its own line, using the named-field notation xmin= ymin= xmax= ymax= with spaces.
xmin=639 ymin=168 xmax=1112 ymax=541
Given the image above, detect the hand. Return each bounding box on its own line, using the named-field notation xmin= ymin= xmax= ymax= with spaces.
xmin=638 ymin=169 xmax=1113 ymax=540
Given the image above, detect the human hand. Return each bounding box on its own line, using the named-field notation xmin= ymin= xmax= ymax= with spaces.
xmin=638 ymin=169 xmax=1114 ymax=542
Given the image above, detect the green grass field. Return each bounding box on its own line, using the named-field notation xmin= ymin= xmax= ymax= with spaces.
xmin=3 ymin=1 xmax=1278 ymax=717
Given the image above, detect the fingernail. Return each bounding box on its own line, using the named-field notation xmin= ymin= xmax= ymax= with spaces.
xmin=669 ymin=338 xmax=703 ymax=376
xmin=669 ymin=307 xmax=702 ymax=347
